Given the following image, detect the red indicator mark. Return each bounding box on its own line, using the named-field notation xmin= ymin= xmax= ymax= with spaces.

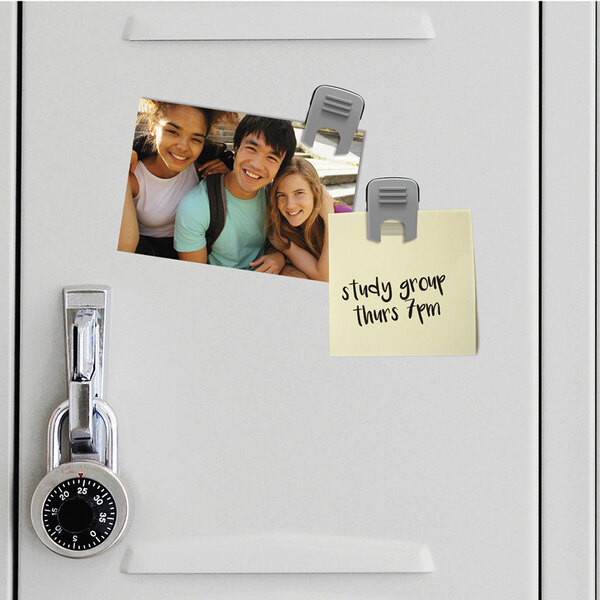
xmin=77 ymin=473 xmax=83 ymax=477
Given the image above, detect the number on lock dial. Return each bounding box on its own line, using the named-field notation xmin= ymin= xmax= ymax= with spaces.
xmin=42 ymin=477 xmax=116 ymax=550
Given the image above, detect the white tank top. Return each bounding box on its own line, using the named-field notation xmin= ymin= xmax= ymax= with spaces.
xmin=133 ymin=161 xmax=200 ymax=238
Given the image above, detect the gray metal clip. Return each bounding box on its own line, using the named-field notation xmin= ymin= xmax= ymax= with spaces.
xmin=301 ymin=85 xmax=364 ymax=155
xmin=64 ymin=286 xmax=110 ymax=459
xmin=366 ymin=178 xmax=420 ymax=242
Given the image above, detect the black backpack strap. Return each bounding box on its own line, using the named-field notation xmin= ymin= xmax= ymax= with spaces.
xmin=261 ymin=182 xmax=272 ymax=253
xmin=205 ymin=173 xmax=227 ymax=256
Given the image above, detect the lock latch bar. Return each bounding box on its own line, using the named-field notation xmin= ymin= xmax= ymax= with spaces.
xmin=64 ymin=286 xmax=110 ymax=459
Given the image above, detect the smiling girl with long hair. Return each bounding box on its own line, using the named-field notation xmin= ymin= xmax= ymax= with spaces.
xmin=267 ymin=157 xmax=351 ymax=281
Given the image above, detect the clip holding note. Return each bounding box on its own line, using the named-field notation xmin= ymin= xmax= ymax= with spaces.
xmin=366 ymin=178 xmax=420 ymax=242
xmin=302 ymin=85 xmax=364 ymax=155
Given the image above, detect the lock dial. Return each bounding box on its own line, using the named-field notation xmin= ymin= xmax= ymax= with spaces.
xmin=42 ymin=477 xmax=116 ymax=551
xmin=31 ymin=461 xmax=129 ymax=558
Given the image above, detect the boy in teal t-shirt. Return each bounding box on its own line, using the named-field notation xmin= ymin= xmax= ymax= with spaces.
xmin=174 ymin=115 xmax=297 ymax=272
xmin=175 ymin=184 xmax=266 ymax=270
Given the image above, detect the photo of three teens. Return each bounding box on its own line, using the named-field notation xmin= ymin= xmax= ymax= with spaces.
xmin=117 ymin=99 xmax=359 ymax=282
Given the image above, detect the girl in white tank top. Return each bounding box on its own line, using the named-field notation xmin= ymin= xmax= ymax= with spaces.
xmin=118 ymin=100 xmax=235 ymax=259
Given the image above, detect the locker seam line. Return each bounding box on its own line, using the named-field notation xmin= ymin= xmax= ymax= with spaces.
xmin=538 ymin=3 xmax=543 ymax=600
xmin=13 ymin=3 xmax=22 ymax=600
xmin=595 ymin=3 xmax=598 ymax=599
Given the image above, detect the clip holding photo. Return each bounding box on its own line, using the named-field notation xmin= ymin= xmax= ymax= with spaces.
xmin=302 ymin=85 xmax=365 ymax=155
xmin=366 ymin=178 xmax=420 ymax=242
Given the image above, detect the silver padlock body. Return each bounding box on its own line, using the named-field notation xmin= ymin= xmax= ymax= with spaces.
xmin=31 ymin=461 xmax=129 ymax=558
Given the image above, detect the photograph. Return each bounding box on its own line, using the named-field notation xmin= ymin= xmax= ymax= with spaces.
xmin=117 ymin=98 xmax=364 ymax=282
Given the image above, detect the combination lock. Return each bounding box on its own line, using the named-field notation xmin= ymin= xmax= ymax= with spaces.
xmin=31 ymin=286 xmax=129 ymax=558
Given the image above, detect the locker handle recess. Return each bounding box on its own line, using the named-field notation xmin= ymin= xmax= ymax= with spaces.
xmin=122 ymin=3 xmax=435 ymax=41
xmin=120 ymin=533 xmax=435 ymax=574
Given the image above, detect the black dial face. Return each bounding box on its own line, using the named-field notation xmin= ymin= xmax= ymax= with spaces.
xmin=42 ymin=477 xmax=117 ymax=551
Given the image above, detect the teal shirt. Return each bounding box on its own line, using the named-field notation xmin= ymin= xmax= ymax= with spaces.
xmin=174 ymin=180 xmax=267 ymax=270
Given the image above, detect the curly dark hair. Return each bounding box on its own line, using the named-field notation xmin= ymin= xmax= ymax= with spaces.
xmin=133 ymin=98 xmax=238 ymax=160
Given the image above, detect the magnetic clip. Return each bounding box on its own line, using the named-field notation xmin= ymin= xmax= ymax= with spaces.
xmin=302 ymin=85 xmax=365 ymax=155
xmin=366 ymin=178 xmax=420 ymax=242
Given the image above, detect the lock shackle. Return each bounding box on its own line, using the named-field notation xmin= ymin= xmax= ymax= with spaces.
xmin=47 ymin=399 xmax=119 ymax=474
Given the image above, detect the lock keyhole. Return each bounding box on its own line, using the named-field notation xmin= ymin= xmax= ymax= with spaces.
xmin=58 ymin=498 xmax=94 ymax=533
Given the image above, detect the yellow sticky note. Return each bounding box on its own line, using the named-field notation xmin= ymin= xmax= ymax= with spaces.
xmin=329 ymin=210 xmax=476 ymax=356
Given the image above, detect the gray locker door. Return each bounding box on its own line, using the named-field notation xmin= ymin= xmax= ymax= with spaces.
xmin=13 ymin=2 xmax=593 ymax=600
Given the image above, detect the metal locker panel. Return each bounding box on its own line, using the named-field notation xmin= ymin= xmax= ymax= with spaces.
xmin=18 ymin=2 xmax=542 ymax=599
xmin=542 ymin=4 xmax=596 ymax=599
xmin=1 ymin=3 xmax=18 ymax=599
